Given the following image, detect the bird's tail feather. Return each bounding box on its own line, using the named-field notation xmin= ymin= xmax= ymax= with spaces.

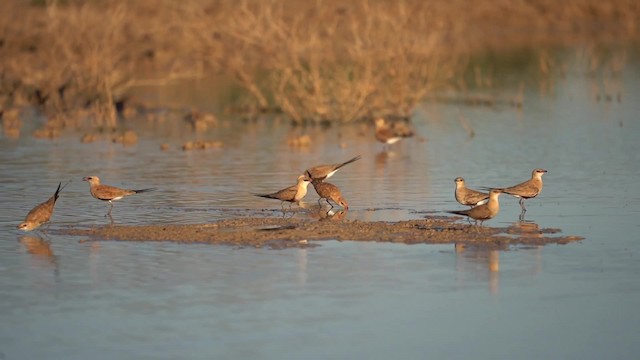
xmin=336 ymin=155 xmax=362 ymax=170
xmin=54 ymin=179 xmax=73 ymax=201
xmin=134 ymin=188 xmax=157 ymax=194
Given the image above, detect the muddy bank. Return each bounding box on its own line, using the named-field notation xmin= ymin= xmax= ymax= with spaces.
xmin=57 ymin=216 xmax=583 ymax=249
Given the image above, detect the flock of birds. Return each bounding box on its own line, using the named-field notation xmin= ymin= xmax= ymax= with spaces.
xmin=15 ymin=117 xmax=547 ymax=231
xmin=16 ymin=150 xmax=547 ymax=231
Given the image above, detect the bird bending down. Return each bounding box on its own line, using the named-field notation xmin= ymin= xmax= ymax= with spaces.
xmin=17 ymin=180 xmax=71 ymax=231
xmin=312 ymin=181 xmax=348 ymax=210
xmin=454 ymin=177 xmax=489 ymax=207
xmin=83 ymin=176 xmax=156 ymax=216
xmin=448 ymin=189 xmax=502 ymax=226
xmin=254 ymin=175 xmax=311 ymax=209
xmin=304 ymin=155 xmax=361 ymax=183
xmin=488 ymin=168 xmax=547 ymax=212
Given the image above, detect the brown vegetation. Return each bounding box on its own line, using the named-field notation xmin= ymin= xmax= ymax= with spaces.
xmin=0 ymin=0 xmax=638 ymax=129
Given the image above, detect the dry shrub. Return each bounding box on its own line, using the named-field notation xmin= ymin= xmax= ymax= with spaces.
xmin=204 ymin=0 xmax=456 ymax=123
xmin=0 ymin=0 xmax=638 ymax=127
xmin=43 ymin=2 xmax=133 ymax=129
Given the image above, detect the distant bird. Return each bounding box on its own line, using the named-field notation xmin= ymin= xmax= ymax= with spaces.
xmin=255 ymin=175 xmax=311 ymax=209
xmin=312 ymin=181 xmax=348 ymax=210
xmin=374 ymin=118 xmax=402 ymax=146
xmin=487 ymin=168 xmax=547 ymax=212
xmin=304 ymin=155 xmax=361 ymax=182
xmin=389 ymin=119 xmax=415 ymax=138
xmin=83 ymin=176 xmax=156 ymax=216
xmin=454 ymin=177 xmax=489 ymax=207
xmin=448 ymin=189 xmax=502 ymax=226
xmin=17 ymin=180 xmax=71 ymax=231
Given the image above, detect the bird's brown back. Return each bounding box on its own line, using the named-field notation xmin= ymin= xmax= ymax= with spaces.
xmin=456 ymin=186 xmax=489 ymax=206
xmin=90 ymin=184 xmax=137 ymax=201
xmin=502 ymin=179 xmax=542 ymax=198
xmin=24 ymin=195 xmax=57 ymax=225
xmin=256 ymin=185 xmax=298 ymax=202
xmin=313 ymin=182 xmax=342 ymax=201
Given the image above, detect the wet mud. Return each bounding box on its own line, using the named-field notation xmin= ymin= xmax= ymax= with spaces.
xmin=56 ymin=215 xmax=583 ymax=250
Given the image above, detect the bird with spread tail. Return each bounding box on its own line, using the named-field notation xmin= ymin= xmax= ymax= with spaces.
xmin=454 ymin=177 xmax=489 ymax=207
xmin=448 ymin=189 xmax=502 ymax=226
xmin=304 ymin=155 xmax=361 ymax=183
xmin=254 ymin=175 xmax=311 ymax=209
xmin=83 ymin=176 xmax=156 ymax=216
xmin=17 ymin=180 xmax=71 ymax=231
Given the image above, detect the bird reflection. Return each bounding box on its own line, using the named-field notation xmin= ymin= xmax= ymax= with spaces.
xmin=507 ymin=220 xmax=542 ymax=238
xmin=309 ymin=207 xmax=348 ymax=221
xmin=19 ymin=235 xmax=59 ymax=276
xmin=20 ymin=235 xmax=55 ymax=260
xmin=375 ymin=149 xmax=401 ymax=167
xmin=454 ymin=243 xmax=502 ymax=295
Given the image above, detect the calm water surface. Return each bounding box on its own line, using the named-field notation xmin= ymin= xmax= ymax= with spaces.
xmin=1 ymin=60 xmax=639 ymax=359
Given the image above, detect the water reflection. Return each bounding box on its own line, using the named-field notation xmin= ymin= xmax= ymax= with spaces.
xmin=20 ymin=235 xmax=55 ymax=261
xmin=19 ymin=235 xmax=59 ymax=276
xmin=508 ymin=220 xmax=543 ymax=237
xmin=454 ymin=243 xmax=503 ymax=294
xmin=316 ymin=209 xmax=347 ymax=222
xmin=454 ymin=220 xmax=545 ymax=295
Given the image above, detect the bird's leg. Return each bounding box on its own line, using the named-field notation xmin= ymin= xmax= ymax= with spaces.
xmin=107 ymin=212 xmax=114 ymax=226
xmin=519 ymin=209 xmax=526 ymax=221
xmin=106 ymin=201 xmax=114 ymax=217
xmin=519 ymin=198 xmax=526 ymax=212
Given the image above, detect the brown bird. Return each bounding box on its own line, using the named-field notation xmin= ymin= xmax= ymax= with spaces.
xmin=255 ymin=175 xmax=311 ymax=209
xmin=448 ymin=189 xmax=502 ymax=226
xmin=17 ymin=180 xmax=70 ymax=231
xmin=312 ymin=181 xmax=348 ymax=210
xmin=389 ymin=119 xmax=415 ymax=138
xmin=454 ymin=177 xmax=489 ymax=207
xmin=304 ymin=155 xmax=362 ymax=182
xmin=83 ymin=176 xmax=156 ymax=216
xmin=374 ymin=118 xmax=402 ymax=146
xmin=489 ymin=168 xmax=547 ymax=212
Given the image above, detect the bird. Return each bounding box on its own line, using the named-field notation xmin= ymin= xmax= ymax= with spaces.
xmin=254 ymin=175 xmax=311 ymax=209
xmin=454 ymin=177 xmax=489 ymax=207
xmin=488 ymin=168 xmax=547 ymax=212
xmin=83 ymin=176 xmax=156 ymax=216
xmin=17 ymin=180 xmax=71 ymax=231
xmin=304 ymin=155 xmax=362 ymax=182
xmin=448 ymin=189 xmax=502 ymax=226
xmin=374 ymin=118 xmax=402 ymax=146
xmin=312 ymin=181 xmax=348 ymax=210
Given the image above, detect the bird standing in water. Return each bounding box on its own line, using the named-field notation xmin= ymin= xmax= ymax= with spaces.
xmin=17 ymin=180 xmax=71 ymax=231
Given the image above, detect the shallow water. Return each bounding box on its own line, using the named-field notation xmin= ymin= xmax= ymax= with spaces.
xmin=1 ymin=56 xmax=640 ymax=359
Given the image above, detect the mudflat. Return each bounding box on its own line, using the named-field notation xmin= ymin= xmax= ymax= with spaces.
xmin=57 ymin=215 xmax=583 ymax=249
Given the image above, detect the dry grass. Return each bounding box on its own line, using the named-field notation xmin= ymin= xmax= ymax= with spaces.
xmin=0 ymin=0 xmax=638 ymax=127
